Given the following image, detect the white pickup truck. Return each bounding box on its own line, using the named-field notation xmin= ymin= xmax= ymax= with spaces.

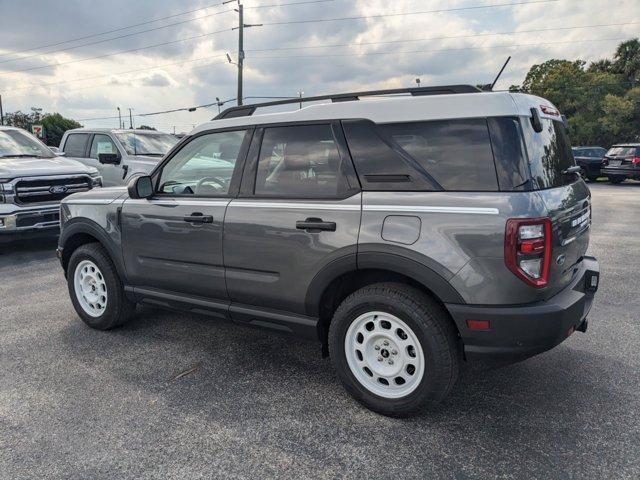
xmin=59 ymin=128 xmax=178 ymax=186
xmin=0 ymin=126 xmax=101 ymax=241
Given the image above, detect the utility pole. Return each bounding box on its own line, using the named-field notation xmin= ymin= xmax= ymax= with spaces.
xmin=128 ymin=108 xmax=134 ymax=129
xmin=226 ymin=0 xmax=261 ymax=106
xmin=0 ymin=94 xmax=4 ymax=126
xmin=117 ymin=107 xmax=122 ymax=129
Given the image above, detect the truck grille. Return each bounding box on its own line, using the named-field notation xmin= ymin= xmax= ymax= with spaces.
xmin=15 ymin=176 xmax=92 ymax=204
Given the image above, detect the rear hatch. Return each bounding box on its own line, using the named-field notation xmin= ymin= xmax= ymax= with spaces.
xmin=604 ymin=145 xmax=639 ymax=169
xmin=522 ymin=114 xmax=591 ymax=299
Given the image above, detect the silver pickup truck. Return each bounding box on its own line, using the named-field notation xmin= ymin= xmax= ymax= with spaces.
xmin=0 ymin=126 xmax=101 ymax=241
xmin=59 ymin=128 xmax=178 ymax=186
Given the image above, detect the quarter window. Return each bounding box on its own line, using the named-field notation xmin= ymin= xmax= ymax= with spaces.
xmin=63 ymin=133 xmax=90 ymax=157
xmin=255 ymin=124 xmax=347 ymax=197
xmin=89 ymin=134 xmax=118 ymax=159
xmin=158 ymin=130 xmax=247 ymax=196
xmin=379 ymin=119 xmax=499 ymax=191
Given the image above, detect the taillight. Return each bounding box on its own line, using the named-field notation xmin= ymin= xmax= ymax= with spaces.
xmin=633 ymin=156 xmax=640 ymax=165
xmin=505 ymin=218 xmax=552 ymax=288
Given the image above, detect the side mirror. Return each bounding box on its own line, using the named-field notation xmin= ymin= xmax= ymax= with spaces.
xmin=98 ymin=153 xmax=120 ymax=165
xmin=127 ymin=175 xmax=154 ymax=199
xmin=50 ymin=147 xmax=66 ymax=156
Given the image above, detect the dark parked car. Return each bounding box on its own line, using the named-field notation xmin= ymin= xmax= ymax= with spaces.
xmin=602 ymin=144 xmax=640 ymax=183
xmin=572 ymin=146 xmax=607 ymax=181
xmin=57 ymin=86 xmax=599 ymax=416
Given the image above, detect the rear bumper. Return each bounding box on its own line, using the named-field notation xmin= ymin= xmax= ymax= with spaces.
xmin=602 ymin=167 xmax=640 ymax=179
xmin=446 ymin=256 xmax=599 ymax=365
xmin=576 ymin=160 xmax=602 ymax=176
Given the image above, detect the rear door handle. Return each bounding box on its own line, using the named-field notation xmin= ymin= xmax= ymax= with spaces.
xmin=296 ymin=217 xmax=336 ymax=232
xmin=184 ymin=212 xmax=213 ymax=224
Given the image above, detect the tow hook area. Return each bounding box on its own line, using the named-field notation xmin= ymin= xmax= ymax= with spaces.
xmin=576 ymin=319 xmax=589 ymax=333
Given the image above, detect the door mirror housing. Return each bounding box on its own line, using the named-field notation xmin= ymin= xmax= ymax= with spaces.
xmin=128 ymin=175 xmax=154 ymax=199
xmin=98 ymin=153 xmax=120 ymax=164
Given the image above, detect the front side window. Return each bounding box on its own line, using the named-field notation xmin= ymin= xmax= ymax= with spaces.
xmin=115 ymin=132 xmax=178 ymax=157
xmin=255 ymin=124 xmax=347 ymax=197
xmin=0 ymin=129 xmax=54 ymax=158
xmin=89 ymin=134 xmax=119 ymax=159
xmin=158 ymin=130 xmax=247 ymax=196
xmin=380 ymin=119 xmax=499 ymax=191
xmin=63 ymin=133 xmax=90 ymax=157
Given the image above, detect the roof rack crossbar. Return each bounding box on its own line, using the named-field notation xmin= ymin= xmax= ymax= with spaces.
xmin=213 ymin=84 xmax=481 ymax=120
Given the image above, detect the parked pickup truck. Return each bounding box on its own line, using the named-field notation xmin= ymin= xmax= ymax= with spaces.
xmin=0 ymin=126 xmax=101 ymax=241
xmin=59 ymin=128 xmax=179 ymax=186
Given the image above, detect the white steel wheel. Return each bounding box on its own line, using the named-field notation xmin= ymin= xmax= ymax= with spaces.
xmin=344 ymin=311 xmax=425 ymax=399
xmin=73 ymin=260 xmax=108 ymax=318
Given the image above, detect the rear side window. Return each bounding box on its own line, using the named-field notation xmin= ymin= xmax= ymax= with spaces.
xmin=63 ymin=133 xmax=89 ymax=157
xmin=255 ymin=124 xmax=350 ymax=198
xmin=379 ymin=119 xmax=498 ymax=191
xmin=487 ymin=117 xmax=529 ymax=191
xmin=523 ymin=118 xmax=576 ymax=189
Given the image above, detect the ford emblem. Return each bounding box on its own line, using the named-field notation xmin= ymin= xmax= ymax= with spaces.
xmin=49 ymin=185 xmax=68 ymax=194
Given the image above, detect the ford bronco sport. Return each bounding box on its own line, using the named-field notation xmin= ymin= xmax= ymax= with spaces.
xmin=57 ymin=86 xmax=599 ymax=416
xmin=0 ymin=126 xmax=101 ymax=241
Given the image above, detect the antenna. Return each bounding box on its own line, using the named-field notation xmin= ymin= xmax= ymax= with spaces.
xmin=490 ymin=56 xmax=511 ymax=91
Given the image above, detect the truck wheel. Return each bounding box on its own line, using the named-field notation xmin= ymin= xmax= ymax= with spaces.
xmin=609 ymin=176 xmax=625 ymax=184
xmin=67 ymin=243 xmax=136 ymax=330
xmin=328 ymin=283 xmax=460 ymax=416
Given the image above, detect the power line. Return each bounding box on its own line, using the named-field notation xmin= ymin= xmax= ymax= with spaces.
xmin=0 ymin=2 xmax=226 ymax=61
xmin=259 ymin=0 xmax=559 ymax=26
xmin=0 ymin=0 xmax=335 ymax=66
xmin=0 ymin=8 xmax=235 ymax=67
xmin=246 ymin=21 xmax=640 ymax=52
xmin=0 ymin=28 xmax=234 ymax=77
xmin=247 ymin=36 xmax=629 ymax=60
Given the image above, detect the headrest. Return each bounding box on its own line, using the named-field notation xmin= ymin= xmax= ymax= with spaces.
xmin=283 ymin=141 xmax=310 ymax=170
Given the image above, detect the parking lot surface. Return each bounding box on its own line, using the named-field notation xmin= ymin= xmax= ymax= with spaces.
xmin=1 ymin=182 xmax=639 ymax=479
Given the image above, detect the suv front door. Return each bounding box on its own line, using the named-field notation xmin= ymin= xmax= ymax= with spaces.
xmin=224 ymin=122 xmax=361 ymax=322
xmin=121 ymin=128 xmax=252 ymax=310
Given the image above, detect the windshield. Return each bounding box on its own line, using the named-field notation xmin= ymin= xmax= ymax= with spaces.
xmin=523 ymin=118 xmax=577 ymax=189
xmin=0 ymin=129 xmax=54 ymax=158
xmin=606 ymin=146 xmax=639 ymax=157
xmin=114 ymin=132 xmax=178 ymax=156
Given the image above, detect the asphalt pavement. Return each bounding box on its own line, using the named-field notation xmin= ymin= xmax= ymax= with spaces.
xmin=1 ymin=181 xmax=639 ymax=479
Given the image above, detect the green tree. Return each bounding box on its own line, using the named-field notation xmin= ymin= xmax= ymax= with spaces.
xmin=4 ymin=110 xmax=34 ymax=130
xmin=41 ymin=113 xmax=82 ymax=146
xmin=612 ymin=39 xmax=640 ymax=83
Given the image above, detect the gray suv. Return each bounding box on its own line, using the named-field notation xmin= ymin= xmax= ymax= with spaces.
xmin=57 ymin=86 xmax=600 ymax=416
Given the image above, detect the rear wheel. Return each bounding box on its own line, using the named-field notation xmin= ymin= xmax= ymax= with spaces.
xmin=329 ymin=283 xmax=460 ymax=416
xmin=609 ymin=176 xmax=625 ymax=184
xmin=67 ymin=243 xmax=135 ymax=330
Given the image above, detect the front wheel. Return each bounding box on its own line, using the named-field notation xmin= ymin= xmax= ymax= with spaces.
xmin=329 ymin=283 xmax=460 ymax=416
xmin=67 ymin=243 xmax=136 ymax=330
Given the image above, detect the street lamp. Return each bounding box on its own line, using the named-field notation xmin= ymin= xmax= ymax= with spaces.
xmin=117 ymin=107 xmax=122 ymax=129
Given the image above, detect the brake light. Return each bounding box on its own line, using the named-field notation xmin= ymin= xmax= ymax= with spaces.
xmin=633 ymin=156 xmax=640 ymax=165
xmin=505 ymin=218 xmax=552 ymax=288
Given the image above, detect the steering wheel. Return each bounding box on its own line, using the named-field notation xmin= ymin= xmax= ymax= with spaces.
xmin=195 ymin=176 xmax=227 ymax=194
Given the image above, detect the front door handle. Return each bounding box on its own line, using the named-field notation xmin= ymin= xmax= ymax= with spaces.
xmin=184 ymin=212 xmax=213 ymax=224
xmin=296 ymin=217 xmax=336 ymax=232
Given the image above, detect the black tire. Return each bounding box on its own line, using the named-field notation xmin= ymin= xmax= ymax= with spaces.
xmin=328 ymin=282 xmax=460 ymax=417
xmin=67 ymin=243 xmax=136 ymax=330
xmin=609 ymin=176 xmax=625 ymax=184
xmin=587 ymin=175 xmax=599 ymax=182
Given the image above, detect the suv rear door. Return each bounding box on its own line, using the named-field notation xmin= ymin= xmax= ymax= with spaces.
xmin=223 ymin=122 xmax=361 ymax=323
xmin=521 ymin=115 xmax=591 ymax=298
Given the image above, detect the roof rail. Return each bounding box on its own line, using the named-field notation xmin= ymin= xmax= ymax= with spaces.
xmin=213 ymin=84 xmax=481 ymax=120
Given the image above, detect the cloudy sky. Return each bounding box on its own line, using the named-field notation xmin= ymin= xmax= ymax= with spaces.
xmin=0 ymin=0 xmax=638 ymax=133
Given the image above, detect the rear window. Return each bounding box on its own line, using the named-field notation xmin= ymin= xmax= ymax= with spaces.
xmin=607 ymin=146 xmax=639 ymax=157
xmin=63 ymin=133 xmax=90 ymax=157
xmin=523 ymin=118 xmax=576 ymax=189
xmin=574 ymin=147 xmax=606 ymax=158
